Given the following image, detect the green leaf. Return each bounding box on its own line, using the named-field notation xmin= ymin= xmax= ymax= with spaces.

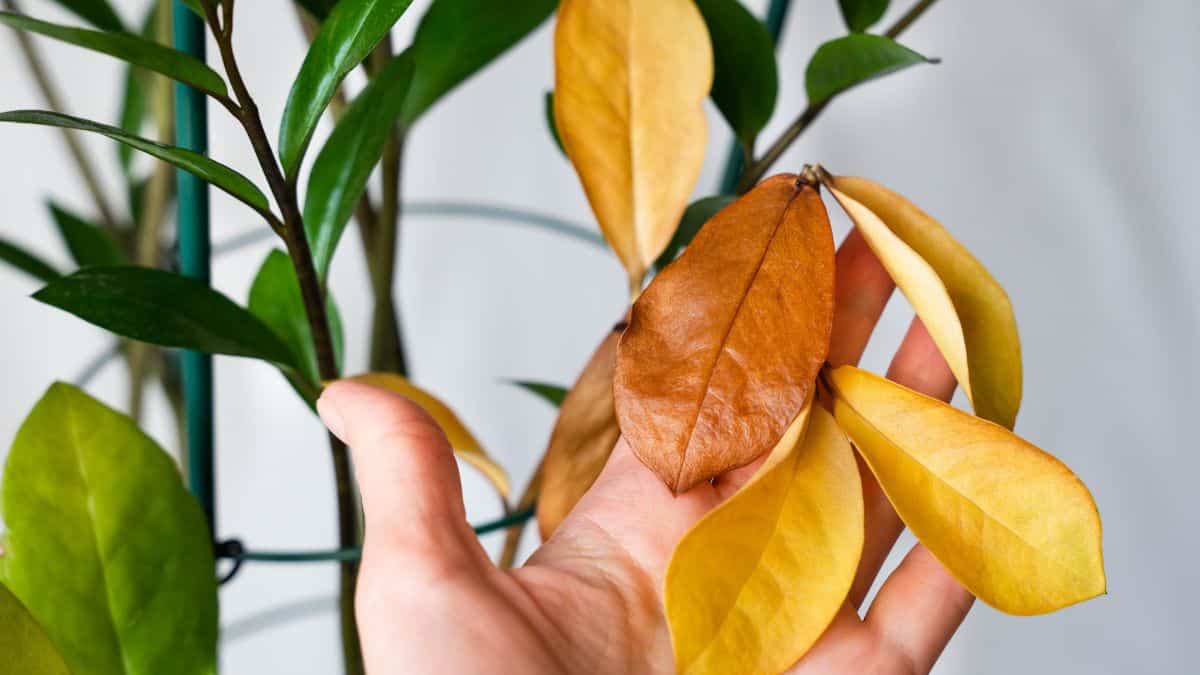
xmin=295 ymin=0 xmax=337 ymax=20
xmin=839 ymin=0 xmax=889 ymax=32
xmin=510 ymin=380 xmax=567 ymax=408
xmin=0 ymin=238 xmax=60 ymax=283
xmin=400 ymin=0 xmax=556 ymax=126
xmin=248 ymin=250 xmax=345 ymax=395
xmin=46 ymin=0 xmax=126 ymax=32
xmin=0 ymin=11 xmax=227 ymax=97
xmin=33 ymin=266 xmax=297 ymax=365
xmin=279 ymin=0 xmax=415 ymax=178
xmin=1 ymin=383 xmax=217 ymax=675
xmin=0 ymin=111 xmax=270 ymax=214
xmin=48 ymin=202 xmax=125 ymax=268
xmin=0 ymin=583 xmax=71 ymax=675
xmin=653 ymin=195 xmax=736 ymax=271
xmin=544 ymin=90 xmax=564 ymax=155
xmin=805 ymin=34 xmax=937 ymax=104
xmin=695 ymin=0 xmax=778 ymax=147
xmin=305 ymin=53 xmax=414 ymax=279
xmin=117 ymin=2 xmax=161 ymax=175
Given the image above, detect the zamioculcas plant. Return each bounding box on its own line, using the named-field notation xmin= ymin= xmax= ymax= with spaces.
xmin=0 ymin=0 xmax=1104 ymax=673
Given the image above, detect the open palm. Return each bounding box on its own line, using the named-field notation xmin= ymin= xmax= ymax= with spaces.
xmin=318 ymin=230 xmax=974 ymax=674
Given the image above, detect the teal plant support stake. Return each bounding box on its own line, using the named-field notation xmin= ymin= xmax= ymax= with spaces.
xmin=173 ymin=1 xmax=215 ymax=532
xmin=719 ymin=0 xmax=793 ymax=195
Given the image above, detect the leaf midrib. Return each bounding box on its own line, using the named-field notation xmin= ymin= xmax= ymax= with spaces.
xmin=64 ymin=393 xmax=129 ymax=674
xmin=673 ymin=187 xmax=804 ymax=490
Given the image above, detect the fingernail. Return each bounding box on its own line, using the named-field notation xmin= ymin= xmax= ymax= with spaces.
xmin=317 ymin=392 xmax=347 ymax=441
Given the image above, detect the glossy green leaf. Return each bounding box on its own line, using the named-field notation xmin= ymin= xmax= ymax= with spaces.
xmin=33 ymin=266 xmax=297 ymax=366
xmin=0 ymin=238 xmax=60 ymax=283
xmin=48 ymin=202 xmax=124 ymax=268
xmin=47 ymin=0 xmax=125 ymax=32
xmin=839 ymin=0 xmax=889 ymax=32
xmin=305 ymin=53 xmax=414 ymax=279
xmin=248 ymin=250 xmax=345 ymax=394
xmin=1 ymin=383 xmax=218 ymax=675
xmin=544 ymin=90 xmax=564 ymax=155
xmin=0 ymin=11 xmax=226 ymax=97
xmin=400 ymin=0 xmax=556 ymax=126
xmin=806 ymin=34 xmax=936 ymax=104
xmin=279 ymin=0 xmax=415 ymax=178
xmin=117 ymin=3 xmax=160 ymax=175
xmin=0 ymin=111 xmax=269 ymax=214
xmin=653 ymin=195 xmax=736 ymax=271
xmin=510 ymin=380 xmax=567 ymax=408
xmin=0 ymin=583 xmax=71 ymax=675
xmin=695 ymin=0 xmax=778 ymax=146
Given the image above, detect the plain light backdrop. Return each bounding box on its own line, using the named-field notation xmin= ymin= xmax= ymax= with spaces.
xmin=1 ymin=0 xmax=1195 ymax=672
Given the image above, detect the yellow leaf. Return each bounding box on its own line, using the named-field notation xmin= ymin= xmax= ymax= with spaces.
xmin=665 ymin=400 xmax=864 ymax=675
xmin=347 ymin=373 xmax=510 ymax=499
xmin=824 ymin=173 xmax=1022 ymax=428
xmin=555 ymin=0 xmax=713 ymax=289
xmin=827 ymin=365 xmax=1105 ymax=615
xmin=537 ymin=328 xmax=622 ymax=539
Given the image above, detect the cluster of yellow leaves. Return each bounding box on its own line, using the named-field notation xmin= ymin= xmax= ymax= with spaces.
xmin=541 ymin=2 xmax=1104 ymax=674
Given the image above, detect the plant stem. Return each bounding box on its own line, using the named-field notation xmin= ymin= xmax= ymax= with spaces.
xmin=205 ymin=3 xmax=361 ymax=672
xmin=3 ymin=0 xmax=119 ymax=227
xmin=365 ymin=40 xmax=408 ymax=376
xmin=735 ymin=0 xmax=942 ymax=193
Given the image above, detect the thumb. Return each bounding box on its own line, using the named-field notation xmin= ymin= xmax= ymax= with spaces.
xmin=317 ymin=380 xmax=486 ymax=569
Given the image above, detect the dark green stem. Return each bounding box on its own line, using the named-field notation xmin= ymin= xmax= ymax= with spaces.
xmin=203 ymin=2 xmax=361 ymax=672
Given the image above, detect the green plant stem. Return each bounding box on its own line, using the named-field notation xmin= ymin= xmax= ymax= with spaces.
xmin=735 ymin=0 xmax=942 ymax=193
xmin=203 ymin=3 xmax=361 ymax=673
xmin=364 ymin=39 xmax=408 ymax=376
xmin=2 ymin=0 xmax=119 ymax=227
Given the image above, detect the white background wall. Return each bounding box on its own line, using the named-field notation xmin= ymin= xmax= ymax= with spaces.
xmin=1 ymin=0 xmax=1195 ymax=672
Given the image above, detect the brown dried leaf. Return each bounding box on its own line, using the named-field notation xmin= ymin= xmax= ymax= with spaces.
xmin=614 ymin=175 xmax=836 ymax=493
xmin=536 ymin=325 xmax=624 ymax=539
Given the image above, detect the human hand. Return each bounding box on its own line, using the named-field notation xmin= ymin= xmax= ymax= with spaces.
xmin=317 ymin=229 xmax=974 ymax=674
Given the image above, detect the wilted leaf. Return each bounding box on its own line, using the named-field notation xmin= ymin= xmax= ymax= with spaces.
xmin=305 ymin=53 xmax=414 ymax=279
xmin=34 ymin=266 xmax=297 ymax=366
xmin=2 ymin=383 xmax=218 ymax=675
xmin=554 ymin=0 xmax=713 ymax=289
xmin=695 ymin=0 xmax=778 ymax=147
xmin=615 ymin=176 xmax=835 ymax=493
xmin=827 ymin=365 xmax=1106 ymax=614
xmin=825 ymin=174 xmax=1021 ymax=428
xmin=249 ymin=250 xmax=345 ymax=395
xmin=805 ymin=33 xmax=935 ymax=104
xmin=0 ymin=111 xmax=269 ymax=214
xmin=48 ymin=202 xmax=124 ymax=268
xmin=348 ymin=373 xmax=510 ymax=498
xmin=0 ymin=11 xmax=226 ymax=97
xmin=665 ymin=401 xmax=863 ymax=674
xmin=0 ymin=237 xmax=60 ymax=283
xmin=510 ymin=380 xmax=568 ymax=408
xmin=400 ymin=0 xmax=556 ymax=126
xmin=279 ymin=0 xmax=415 ymax=178
xmin=45 ymin=0 xmax=126 ymax=32
xmin=838 ymin=0 xmax=889 ymax=32
xmin=537 ymin=327 xmax=622 ymax=538
xmin=653 ymin=195 xmax=736 ymax=271
xmin=0 ymin=583 xmax=71 ymax=675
